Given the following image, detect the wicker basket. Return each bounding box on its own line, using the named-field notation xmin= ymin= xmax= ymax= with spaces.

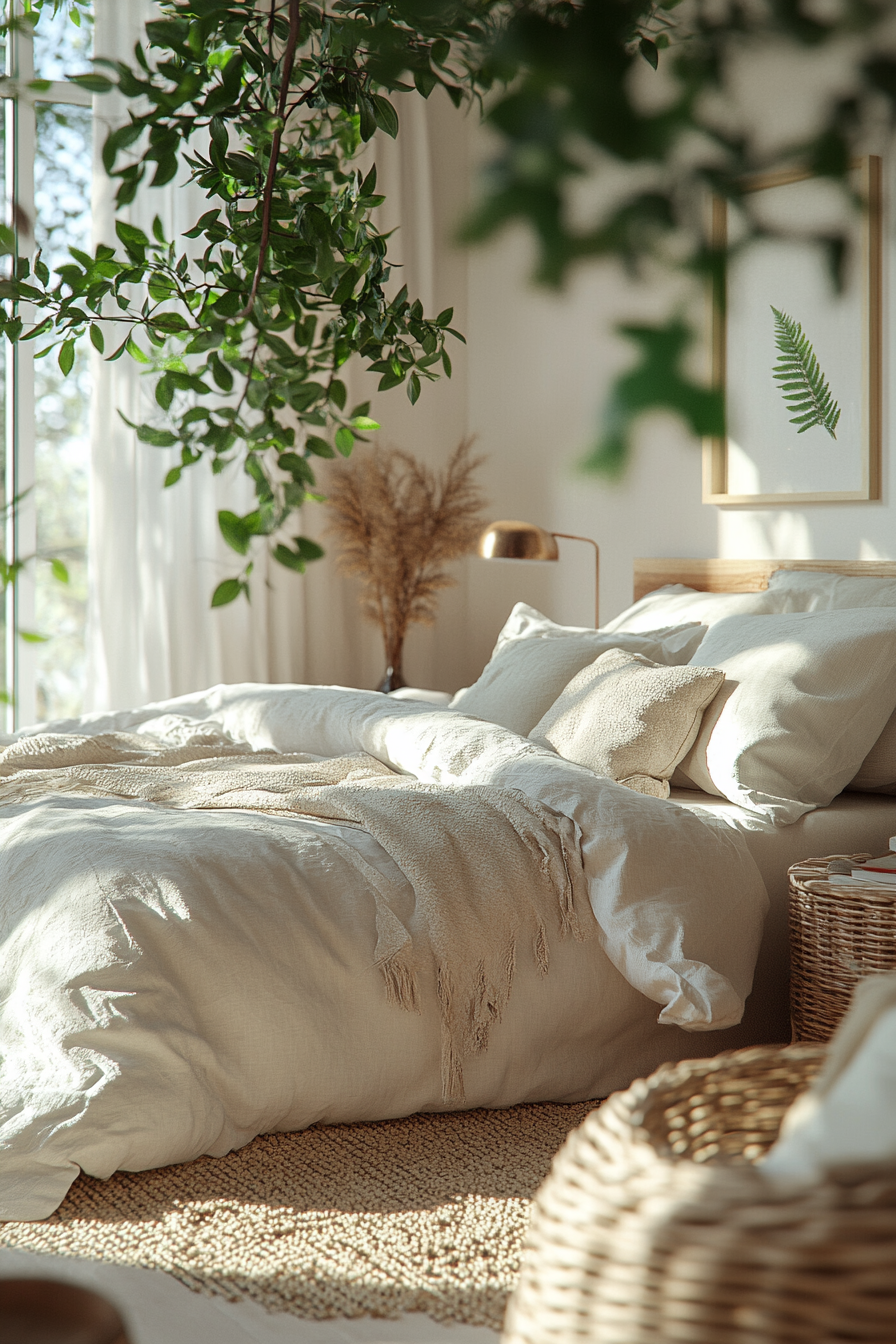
xmin=503 ymin=1044 xmax=896 ymax=1344
xmin=789 ymin=854 xmax=896 ymax=1043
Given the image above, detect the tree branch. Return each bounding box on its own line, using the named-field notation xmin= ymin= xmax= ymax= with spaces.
xmin=237 ymin=0 xmax=301 ymax=321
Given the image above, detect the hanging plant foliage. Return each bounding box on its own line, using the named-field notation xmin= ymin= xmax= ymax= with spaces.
xmin=0 ymin=0 xmax=491 ymax=604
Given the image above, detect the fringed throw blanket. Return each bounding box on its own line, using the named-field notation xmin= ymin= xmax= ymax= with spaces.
xmin=0 ymin=731 xmax=593 ymax=1102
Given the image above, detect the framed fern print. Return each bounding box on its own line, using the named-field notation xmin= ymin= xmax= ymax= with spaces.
xmin=704 ymin=157 xmax=882 ymax=504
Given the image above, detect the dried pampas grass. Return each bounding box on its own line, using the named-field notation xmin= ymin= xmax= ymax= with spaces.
xmin=325 ymin=440 xmax=486 ymax=689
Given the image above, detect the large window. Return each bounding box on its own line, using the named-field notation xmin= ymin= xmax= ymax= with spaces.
xmin=2 ymin=0 xmax=92 ymax=727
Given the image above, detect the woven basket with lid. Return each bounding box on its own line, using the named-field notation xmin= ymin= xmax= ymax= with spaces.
xmin=503 ymin=1044 xmax=896 ymax=1344
xmin=789 ymin=854 xmax=896 ymax=1042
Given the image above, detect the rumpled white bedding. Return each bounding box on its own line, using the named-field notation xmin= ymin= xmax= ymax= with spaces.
xmin=0 ymin=684 xmax=768 ymax=1220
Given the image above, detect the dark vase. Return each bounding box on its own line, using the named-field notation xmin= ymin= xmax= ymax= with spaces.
xmin=377 ymin=630 xmax=407 ymax=693
xmin=377 ymin=664 xmax=407 ymax=693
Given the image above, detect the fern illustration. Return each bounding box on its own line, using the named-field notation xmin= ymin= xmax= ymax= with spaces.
xmin=770 ymin=306 xmax=841 ymax=439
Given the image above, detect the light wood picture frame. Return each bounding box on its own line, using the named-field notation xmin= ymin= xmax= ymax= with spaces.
xmin=703 ymin=156 xmax=882 ymax=505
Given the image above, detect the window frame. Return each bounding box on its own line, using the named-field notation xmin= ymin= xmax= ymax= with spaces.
xmin=1 ymin=0 xmax=91 ymax=728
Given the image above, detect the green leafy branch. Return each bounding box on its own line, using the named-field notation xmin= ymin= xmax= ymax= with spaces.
xmin=771 ymin=306 xmax=841 ymax=440
xmin=0 ymin=0 xmax=484 ymax=605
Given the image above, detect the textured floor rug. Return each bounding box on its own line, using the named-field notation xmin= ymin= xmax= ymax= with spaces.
xmin=0 ymin=1101 xmax=598 ymax=1329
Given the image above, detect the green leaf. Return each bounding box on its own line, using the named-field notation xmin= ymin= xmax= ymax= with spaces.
xmin=306 ymin=435 xmax=336 ymax=458
xmin=136 ymin=424 xmax=178 ymax=447
xmin=19 ymin=630 xmax=49 ymax=644
xmin=351 ymin=416 xmax=380 ymax=431
xmin=295 ymin=536 xmax=324 ymax=560
xmin=155 ymin=375 xmax=175 ymax=410
xmin=89 ymin=324 xmax=105 ymax=353
xmin=209 ymin=115 xmax=229 ymax=156
xmin=211 ymin=577 xmax=243 ymax=607
xmin=370 ymin=95 xmax=399 ymax=139
xmin=770 ymin=307 xmax=841 ymax=439
xmin=50 ymin=558 xmax=69 ymax=584
xmin=150 ymin=312 xmax=190 ymax=334
xmin=639 ymin=38 xmax=659 ymax=69
xmin=335 ymin=426 xmax=354 ymax=456
xmin=102 ymin=120 xmax=144 ymax=174
xmin=278 ymin=452 xmax=314 ymax=482
xmin=273 ymin=543 xmax=306 ymax=573
xmin=414 ymin=68 xmax=437 ymax=98
xmin=70 ymin=72 xmax=114 ymax=93
xmin=209 ymin=353 xmax=234 ymax=392
xmin=357 ymin=95 xmax=377 ymax=143
xmin=164 ymin=466 xmax=182 ymax=487
xmin=218 ymin=509 xmax=251 ymax=555
xmin=58 ymin=340 xmax=75 ymax=376
xmin=125 ymin=336 xmax=151 ymax=364
xmin=115 ymin=220 xmax=149 ymax=251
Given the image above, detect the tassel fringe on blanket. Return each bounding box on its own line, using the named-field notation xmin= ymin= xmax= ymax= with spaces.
xmin=0 ymin=730 xmax=594 ymax=1102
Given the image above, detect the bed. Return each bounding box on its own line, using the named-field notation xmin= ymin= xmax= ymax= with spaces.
xmin=2 ymin=558 xmax=896 ymax=1223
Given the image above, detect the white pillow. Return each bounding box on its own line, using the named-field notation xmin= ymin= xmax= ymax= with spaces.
xmin=603 ymin=583 xmax=788 ymax=634
xmin=677 ymin=609 xmax=896 ymax=823
xmin=766 ymin=570 xmax=896 ymax=792
xmin=767 ymin=568 xmax=896 ymax=611
xmin=451 ymin=605 xmax=707 ymax=737
xmin=487 ymin=601 xmax=705 ymax=656
xmin=529 ymin=649 xmax=724 ymax=798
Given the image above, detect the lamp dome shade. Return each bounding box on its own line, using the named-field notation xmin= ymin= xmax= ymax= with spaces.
xmin=478 ymin=520 xmax=559 ymax=562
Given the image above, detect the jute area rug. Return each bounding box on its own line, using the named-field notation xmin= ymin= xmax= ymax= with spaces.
xmin=0 ymin=1100 xmax=599 ymax=1330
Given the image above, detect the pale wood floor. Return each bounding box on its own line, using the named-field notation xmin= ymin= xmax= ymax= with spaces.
xmin=0 ymin=1247 xmax=498 ymax=1343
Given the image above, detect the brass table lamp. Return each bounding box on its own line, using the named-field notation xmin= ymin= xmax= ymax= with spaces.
xmin=478 ymin=520 xmax=600 ymax=626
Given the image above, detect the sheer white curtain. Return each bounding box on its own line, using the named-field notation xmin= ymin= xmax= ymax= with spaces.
xmin=87 ymin=3 xmax=469 ymax=709
xmin=87 ymin=0 xmax=277 ymax=711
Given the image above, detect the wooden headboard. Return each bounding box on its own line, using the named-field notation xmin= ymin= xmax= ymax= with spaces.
xmin=634 ymin=558 xmax=896 ymax=603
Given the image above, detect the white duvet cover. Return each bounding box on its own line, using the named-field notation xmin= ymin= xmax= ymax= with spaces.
xmin=0 ymin=684 xmax=768 ymax=1220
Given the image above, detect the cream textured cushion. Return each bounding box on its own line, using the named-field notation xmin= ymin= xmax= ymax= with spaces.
xmin=677 ymin=608 xmax=896 ymax=823
xmin=603 ymin=584 xmax=789 ymax=635
xmin=450 ymin=604 xmax=707 ymax=737
xmin=529 ymin=649 xmax=724 ymax=798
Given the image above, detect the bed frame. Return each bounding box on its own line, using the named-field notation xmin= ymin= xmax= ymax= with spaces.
xmin=634 ymin=558 xmax=896 ymax=604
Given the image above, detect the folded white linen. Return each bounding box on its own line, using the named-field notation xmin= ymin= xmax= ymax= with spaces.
xmin=762 ymin=973 xmax=896 ymax=1183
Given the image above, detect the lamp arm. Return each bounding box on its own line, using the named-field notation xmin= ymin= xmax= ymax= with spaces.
xmin=551 ymin=533 xmax=600 ymax=627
